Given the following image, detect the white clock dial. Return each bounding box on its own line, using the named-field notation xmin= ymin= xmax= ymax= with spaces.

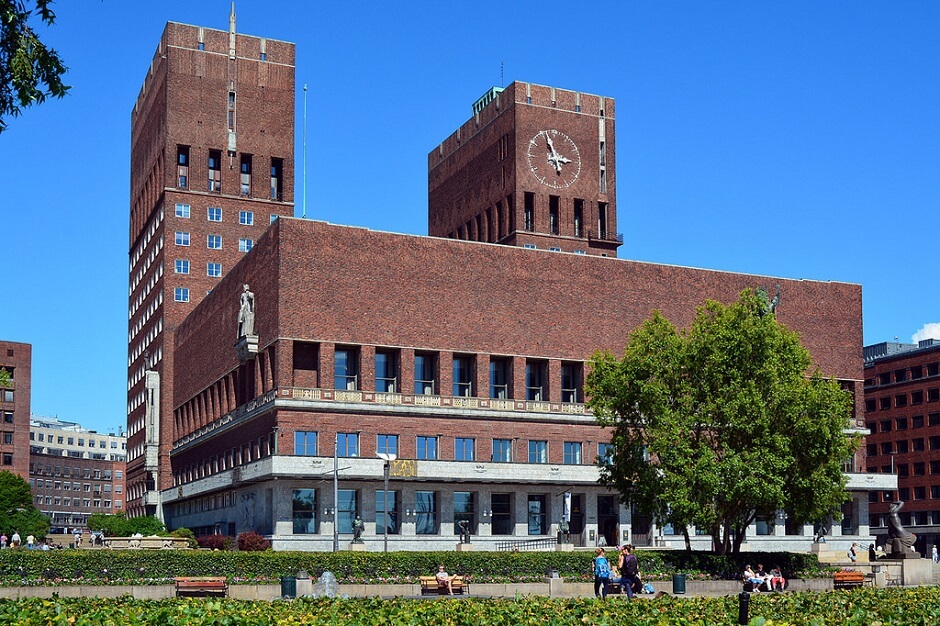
xmin=527 ymin=130 xmax=581 ymax=189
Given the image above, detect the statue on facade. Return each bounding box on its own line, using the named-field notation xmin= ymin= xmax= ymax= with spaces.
xmin=237 ymin=284 xmax=256 ymax=338
xmin=352 ymin=515 xmax=365 ymax=543
xmin=887 ymin=501 xmax=919 ymax=557
xmin=559 ymin=517 xmax=570 ymax=544
xmin=457 ymin=520 xmax=470 ymax=544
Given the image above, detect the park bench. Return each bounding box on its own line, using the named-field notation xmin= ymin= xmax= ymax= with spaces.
xmin=419 ymin=575 xmax=468 ymax=595
xmin=832 ymin=570 xmax=865 ymax=590
xmin=175 ymin=576 xmax=228 ymax=597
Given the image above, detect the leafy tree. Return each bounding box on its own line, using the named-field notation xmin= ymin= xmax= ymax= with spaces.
xmin=587 ymin=289 xmax=859 ymax=555
xmin=0 ymin=470 xmax=49 ymax=539
xmin=126 ymin=515 xmax=165 ymax=536
xmin=0 ymin=367 xmax=10 ymax=387
xmin=87 ymin=512 xmax=165 ymax=537
xmin=0 ymin=0 xmax=69 ymax=133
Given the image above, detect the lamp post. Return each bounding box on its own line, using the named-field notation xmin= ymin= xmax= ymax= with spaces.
xmin=377 ymin=452 xmax=396 ymax=553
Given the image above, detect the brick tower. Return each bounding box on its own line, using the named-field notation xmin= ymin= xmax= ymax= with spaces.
xmin=428 ymin=82 xmax=620 ymax=256
xmin=125 ymin=10 xmax=295 ymax=518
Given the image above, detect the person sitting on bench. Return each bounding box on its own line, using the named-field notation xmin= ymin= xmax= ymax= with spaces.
xmin=436 ymin=565 xmax=455 ymax=595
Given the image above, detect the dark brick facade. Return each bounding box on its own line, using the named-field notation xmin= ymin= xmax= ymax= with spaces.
xmin=0 ymin=341 xmax=32 ymax=480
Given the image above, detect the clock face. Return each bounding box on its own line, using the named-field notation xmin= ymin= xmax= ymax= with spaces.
xmin=527 ymin=130 xmax=581 ymax=189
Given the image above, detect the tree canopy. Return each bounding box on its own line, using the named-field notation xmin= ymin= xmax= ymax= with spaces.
xmin=587 ymin=289 xmax=859 ymax=554
xmin=0 ymin=470 xmax=49 ymax=539
xmin=0 ymin=0 xmax=69 ymax=133
xmin=87 ymin=512 xmax=165 ymax=537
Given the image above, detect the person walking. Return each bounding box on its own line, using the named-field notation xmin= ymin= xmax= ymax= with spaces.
xmin=847 ymin=542 xmax=858 ymax=563
xmin=592 ymin=547 xmax=612 ymax=599
xmin=932 ymin=545 xmax=938 ymax=563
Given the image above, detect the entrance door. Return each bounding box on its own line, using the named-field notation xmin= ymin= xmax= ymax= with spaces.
xmin=568 ymin=494 xmax=585 ymax=546
xmin=597 ymin=495 xmax=619 ymax=547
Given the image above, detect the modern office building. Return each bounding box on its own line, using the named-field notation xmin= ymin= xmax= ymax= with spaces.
xmin=28 ymin=417 xmax=127 ymax=534
xmin=864 ymin=340 xmax=940 ymax=554
xmin=124 ymin=12 xmax=295 ymax=519
xmin=0 ymin=340 xmax=32 ymax=480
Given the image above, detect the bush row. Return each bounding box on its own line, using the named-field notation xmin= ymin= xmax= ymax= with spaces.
xmin=0 ymin=548 xmax=825 ymax=585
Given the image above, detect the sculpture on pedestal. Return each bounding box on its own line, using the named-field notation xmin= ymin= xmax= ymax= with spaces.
xmin=237 ymin=284 xmax=255 ymax=338
xmin=352 ymin=515 xmax=365 ymax=544
xmin=887 ymin=500 xmax=919 ymax=558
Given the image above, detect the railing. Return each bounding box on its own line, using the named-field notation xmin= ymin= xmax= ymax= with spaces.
xmin=586 ymin=229 xmax=624 ymax=244
xmin=495 ymin=537 xmax=557 ymax=552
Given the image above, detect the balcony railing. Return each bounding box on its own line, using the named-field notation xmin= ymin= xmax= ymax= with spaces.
xmin=586 ymin=229 xmax=624 ymax=243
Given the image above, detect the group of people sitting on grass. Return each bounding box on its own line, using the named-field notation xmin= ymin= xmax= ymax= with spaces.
xmin=743 ymin=564 xmax=786 ymax=592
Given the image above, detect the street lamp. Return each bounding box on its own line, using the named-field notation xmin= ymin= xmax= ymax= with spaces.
xmin=377 ymin=452 xmax=396 ymax=553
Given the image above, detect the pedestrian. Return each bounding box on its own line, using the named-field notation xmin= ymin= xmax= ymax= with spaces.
xmin=26 ymin=534 xmax=34 ymax=550
xmin=847 ymin=542 xmax=858 ymax=563
xmin=932 ymin=545 xmax=938 ymax=564
xmin=11 ymin=531 xmax=20 ymax=548
xmin=0 ymin=533 xmax=6 ymax=548
xmin=593 ymin=547 xmax=612 ymax=599
xmin=619 ymin=544 xmax=641 ymax=598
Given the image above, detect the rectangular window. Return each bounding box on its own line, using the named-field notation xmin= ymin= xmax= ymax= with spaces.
xmin=913 ymin=462 xmax=925 ymax=475
xmin=452 ymin=356 xmax=473 ymax=397
xmin=529 ymin=440 xmax=548 ymax=464
xmin=491 ymin=493 xmax=513 ymax=535
xmin=336 ymin=489 xmax=358 ymax=534
xmin=455 ymin=437 xmax=475 ymax=461
xmin=598 ymin=442 xmax=613 ymax=464
xmin=177 ymin=146 xmax=189 ymax=188
xmin=897 ymin=440 xmax=909 ymax=454
xmin=912 ymin=390 xmax=924 ymax=405
xmin=454 ymin=492 xmax=475 ymax=536
xmin=895 ymin=369 xmax=908 ymax=383
xmin=175 ymin=203 xmax=190 ymax=218
xmin=563 ymin=441 xmax=582 ymax=464
xmin=561 ymin=362 xmax=581 ymax=403
xmin=376 ymin=489 xmax=399 ymax=535
xmin=897 ymin=417 xmax=908 ymax=430
xmin=913 ymin=415 xmax=925 ymax=428
xmin=898 ymin=464 xmax=909 ymax=478
xmin=375 ymin=350 xmax=398 ymax=393
xmin=208 ymin=149 xmax=221 ymax=192
xmin=931 ymin=413 xmax=940 ymax=427
xmin=525 ymin=360 xmax=546 ymax=401
xmin=175 ymin=232 xmax=190 ymax=246
xmin=228 ymin=91 xmax=236 ymax=130
xmin=881 ymin=419 xmax=892 ymax=432
xmin=3 ymin=433 xmax=12 ymax=445
xmin=549 ymin=196 xmax=559 ymax=235
xmin=239 ymin=238 xmax=253 ymax=252
xmin=270 ymin=158 xmax=284 ymax=201
xmin=415 ymin=490 xmax=438 ymax=535
xmin=524 ymin=192 xmax=535 ymax=231
xmin=865 ymin=398 xmax=877 ymax=412
xmin=174 ymin=288 xmax=190 ymax=303
xmin=292 ymin=488 xmax=318 ymax=534
xmin=207 ymin=234 xmax=222 ymax=249
xmin=881 ymin=442 xmax=893 ymax=455
xmin=490 ymin=358 xmax=509 ymax=399
xmin=174 ymin=260 xmax=190 ymax=274
xmin=334 ymin=348 xmax=359 ymax=390
xmin=528 ymin=494 xmax=547 ymax=535
xmin=913 ymin=438 xmax=925 ymax=452
xmin=879 ymin=372 xmax=892 ymax=385
xmin=239 ymin=210 xmax=254 ymax=226
xmin=294 ymin=431 xmax=317 ymax=456
xmin=573 ymin=199 xmax=584 ymax=237
xmin=207 ymin=262 xmax=222 ymax=278
xmin=415 ymin=353 xmax=436 ymax=395
xmin=241 ymin=154 xmax=251 ymax=197
xmin=2 ymin=454 xmax=11 ymax=466
xmin=492 ymin=438 xmax=512 ymax=463
xmin=337 ymin=433 xmax=359 ymax=458
xmin=208 ymin=207 xmax=222 ymax=222
xmin=598 ymin=201 xmax=609 ymax=239
xmin=416 ymin=436 xmax=437 ymax=460
xmin=377 ymin=434 xmax=398 ymax=457
xmin=896 ymin=394 xmax=908 ymax=408
xmin=880 ymin=398 xmax=891 ymax=410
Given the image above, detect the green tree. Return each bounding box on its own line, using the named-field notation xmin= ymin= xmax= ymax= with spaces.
xmin=0 ymin=367 xmax=10 ymax=387
xmin=587 ymin=289 xmax=859 ymax=555
xmin=126 ymin=515 xmax=165 ymax=536
xmin=0 ymin=470 xmax=50 ymax=540
xmin=0 ymin=0 xmax=69 ymax=133
xmin=87 ymin=512 xmax=128 ymax=537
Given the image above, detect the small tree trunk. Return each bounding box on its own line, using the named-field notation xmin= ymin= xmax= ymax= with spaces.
xmin=683 ymin=527 xmax=692 ymax=551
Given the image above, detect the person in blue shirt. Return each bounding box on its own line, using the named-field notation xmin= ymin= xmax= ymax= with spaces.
xmin=593 ymin=547 xmax=612 ymax=598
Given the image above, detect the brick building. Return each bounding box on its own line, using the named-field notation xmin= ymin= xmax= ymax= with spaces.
xmin=125 ymin=13 xmax=295 ymax=519
xmin=864 ymin=340 xmax=940 ymax=555
xmin=0 ymin=340 xmax=31 ymax=479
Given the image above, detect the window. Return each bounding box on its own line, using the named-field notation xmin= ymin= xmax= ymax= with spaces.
xmin=597 ymin=442 xmax=613 ymax=464
xmin=914 ymin=462 xmax=925 ymax=475
xmin=415 ymin=491 xmax=438 ymax=535
xmin=931 ymin=413 xmax=940 ymax=427
xmin=175 ymin=232 xmax=190 ymax=246
xmin=880 ymin=420 xmax=892 ymax=432
xmin=4 ymin=432 xmax=13 ymax=445
xmin=912 ymin=390 xmax=924 ymax=405
xmin=174 ymin=260 xmax=189 ymax=274
xmin=294 ymin=431 xmax=317 ymax=455
xmin=228 ymin=91 xmax=236 ymax=130
xmin=377 ymin=434 xmax=398 ymax=457
xmin=416 ymin=436 xmax=437 ymax=460
xmin=208 ymin=207 xmax=222 ymax=222
xmin=177 ymin=146 xmax=189 ymax=188
xmin=2 ymin=454 xmax=11 ymax=466
xmin=239 ymin=238 xmax=253 ymax=252
xmin=240 ymin=155 xmax=252 ymax=196
xmin=895 ymin=369 xmax=908 ymax=383
xmin=898 ymin=464 xmax=909 ymax=478
xmin=865 ymin=399 xmax=877 ymax=412
xmin=880 ymin=398 xmax=891 ymax=410
xmin=452 ymin=356 xmax=473 ymax=397
xmin=375 ymin=350 xmax=398 ymax=393
xmin=528 ymin=440 xmax=548 ymax=464
xmin=881 ymin=442 xmax=893 ymax=455
xmin=549 ymin=196 xmax=559 ymax=234
xmin=913 ymin=415 xmax=925 ymax=428
xmin=270 ymin=158 xmax=284 ymax=200
xmin=492 ymin=493 xmax=513 ymax=535
xmin=454 ymin=492 xmax=475 ymax=536
xmin=913 ymin=438 xmax=925 ymax=452
xmin=207 ymin=262 xmax=222 ymax=277
xmin=528 ymin=494 xmax=548 ymax=535
xmin=414 ymin=353 xmax=436 ymax=395
xmin=492 ymin=439 xmax=512 ymax=463
xmin=208 ymin=149 xmax=221 ymax=192
xmin=174 ymin=288 xmax=190 ymax=303
xmin=239 ymin=210 xmax=254 ymax=226
xmin=2 ymin=412 xmax=11 ymax=423
xmin=334 ymin=348 xmax=358 ymax=390
xmin=897 ymin=417 xmax=908 ymax=430
xmin=563 ymin=441 xmax=582 ymax=464
xmin=490 ymin=358 xmax=509 ymax=399
xmin=270 ymin=214 xmax=278 ymax=224
xmin=879 ymin=372 xmax=891 ymax=385
xmin=175 ymin=203 xmax=190 ymax=218
xmin=930 ymin=388 xmax=940 ymax=402
xmin=524 ymin=192 xmax=535 ymax=231
xmin=897 ymin=440 xmax=909 ymax=454
xmin=207 ymin=234 xmax=222 ymax=249
xmin=896 ymin=394 xmax=908 ymax=408
xmin=866 ymin=443 xmax=877 ymax=456
xmin=455 ymin=437 xmax=475 ymax=461
xmin=376 ymin=489 xmax=399 ymax=535
xmin=337 ymin=433 xmax=359 ymax=457
xmin=336 ymin=489 xmax=358 ymax=534
xmin=525 ymin=360 xmax=546 ymax=401
xmin=932 ymin=460 xmax=940 ymax=474
xmin=561 ymin=362 xmax=581 ymax=403
xmin=574 ymin=199 xmax=584 ymax=237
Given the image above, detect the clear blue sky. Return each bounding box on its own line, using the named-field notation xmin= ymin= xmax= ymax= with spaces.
xmin=2 ymin=1 xmax=939 ymax=434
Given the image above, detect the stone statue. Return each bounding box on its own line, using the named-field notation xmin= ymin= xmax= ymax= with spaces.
xmin=457 ymin=520 xmax=470 ymax=544
xmin=237 ymin=284 xmax=255 ymax=338
xmin=756 ymin=285 xmax=782 ymax=318
xmin=559 ymin=517 xmax=570 ymax=544
xmin=352 ymin=515 xmax=365 ymax=543
xmin=887 ymin=501 xmax=918 ymax=557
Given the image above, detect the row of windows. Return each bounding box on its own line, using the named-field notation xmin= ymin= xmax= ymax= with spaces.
xmin=295 ymin=431 xmax=610 ymax=464
xmin=173 ymin=233 xmax=255 ymax=251
xmin=333 ymin=347 xmax=582 ymax=403
xmin=29 ymin=433 xmax=121 ymax=448
xmin=865 ymin=388 xmax=940 ymax=411
xmin=866 ymin=435 xmax=940 ymax=457
xmin=30 ymin=479 xmax=122 ymax=493
xmin=870 ymin=485 xmax=940 ymax=502
xmin=867 ymin=413 xmax=940 ymax=433
xmin=870 ymin=511 xmax=940 ymax=528
xmin=866 ymin=363 xmax=940 ymax=387
xmin=35 ymin=495 xmax=115 ymax=509
xmin=175 ymin=260 xmax=223 ymax=277
xmin=0 ymin=389 xmax=13 ymax=403
xmin=174 ymin=204 xmax=270 ymax=227
xmin=176 ymin=147 xmax=284 ymax=201
xmin=30 ymin=464 xmax=123 ymax=479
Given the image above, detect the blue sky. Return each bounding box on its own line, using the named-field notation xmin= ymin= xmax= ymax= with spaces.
xmin=2 ymin=1 xmax=939 ymax=434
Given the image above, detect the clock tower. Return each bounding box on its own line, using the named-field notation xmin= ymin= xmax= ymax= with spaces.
xmin=428 ymin=81 xmax=620 ymax=256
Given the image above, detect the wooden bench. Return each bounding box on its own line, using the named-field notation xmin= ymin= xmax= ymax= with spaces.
xmin=175 ymin=576 xmax=228 ymax=597
xmin=833 ymin=570 xmax=865 ymax=590
xmin=419 ymin=575 xmax=468 ymax=595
